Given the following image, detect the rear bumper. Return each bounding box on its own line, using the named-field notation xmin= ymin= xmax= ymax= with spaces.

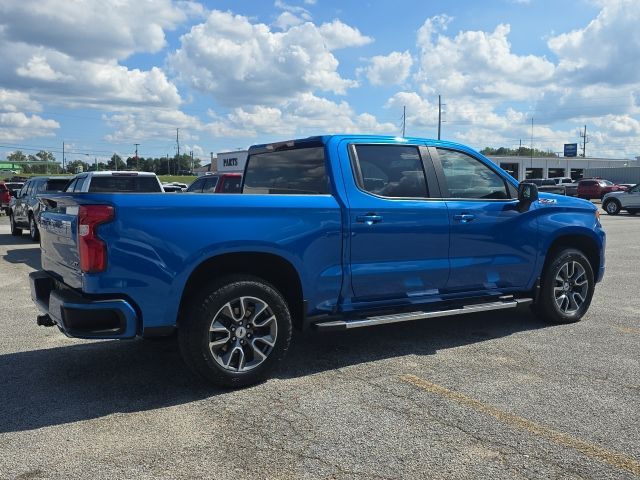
xmin=29 ymin=270 xmax=138 ymax=339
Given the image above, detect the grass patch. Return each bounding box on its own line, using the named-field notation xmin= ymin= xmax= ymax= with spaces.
xmin=158 ymin=175 xmax=198 ymax=184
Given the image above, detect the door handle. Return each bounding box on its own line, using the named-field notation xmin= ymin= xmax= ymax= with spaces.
xmin=453 ymin=213 xmax=476 ymax=223
xmin=356 ymin=214 xmax=383 ymax=225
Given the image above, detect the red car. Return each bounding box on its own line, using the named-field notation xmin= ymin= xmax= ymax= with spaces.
xmin=186 ymin=173 xmax=242 ymax=193
xmin=577 ymin=179 xmax=628 ymax=200
xmin=0 ymin=182 xmax=12 ymax=214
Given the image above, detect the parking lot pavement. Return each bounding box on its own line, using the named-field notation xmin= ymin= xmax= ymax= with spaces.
xmin=0 ymin=214 xmax=638 ymax=480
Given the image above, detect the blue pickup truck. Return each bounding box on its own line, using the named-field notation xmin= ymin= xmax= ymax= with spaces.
xmin=30 ymin=135 xmax=605 ymax=387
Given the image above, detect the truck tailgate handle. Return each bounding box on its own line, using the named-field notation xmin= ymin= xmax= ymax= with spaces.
xmin=453 ymin=213 xmax=476 ymax=223
xmin=356 ymin=214 xmax=383 ymax=225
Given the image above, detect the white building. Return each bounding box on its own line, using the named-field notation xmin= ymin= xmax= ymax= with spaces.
xmin=487 ymin=155 xmax=639 ymax=182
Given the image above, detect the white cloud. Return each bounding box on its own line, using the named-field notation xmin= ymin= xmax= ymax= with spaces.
xmin=415 ymin=16 xmax=555 ymax=100
xmin=103 ymin=108 xmax=202 ymax=143
xmin=274 ymin=12 xmax=305 ymax=29
xmin=223 ymin=93 xmax=396 ymax=136
xmin=0 ymin=0 xmax=188 ymax=111
xmin=362 ymin=51 xmax=413 ymax=86
xmin=548 ymin=0 xmax=640 ymax=86
xmin=0 ymin=89 xmax=59 ymax=141
xmin=317 ymin=20 xmax=373 ymax=50
xmin=0 ymin=0 xmax=194 ymax=60
xmin=169 ymin=11 xmax=370 ymax=106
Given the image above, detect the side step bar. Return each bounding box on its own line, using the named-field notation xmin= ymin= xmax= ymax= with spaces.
xmin=314 ymin=298 xmax=533 ymax=331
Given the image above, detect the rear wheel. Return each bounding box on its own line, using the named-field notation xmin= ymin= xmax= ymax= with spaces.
xmin=533 ymin=248 xmax=594 ymax=324
xmin=178 ymin=275 xmax=292 ymax=388
xmin=603 ymin=199 xmax=621 ymax=215
xmin=10 ymin=213 xmax=22 ymax=236
xmin=28 ymin=214 xmax=40 ymax=242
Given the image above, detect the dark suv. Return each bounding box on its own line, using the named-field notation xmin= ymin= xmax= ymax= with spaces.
xmin=9 ymin=176 xmax=71 ymax=241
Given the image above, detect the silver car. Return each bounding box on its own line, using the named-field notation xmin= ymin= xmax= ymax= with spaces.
xmin=602 ymin=183 xmax=640 ymax=215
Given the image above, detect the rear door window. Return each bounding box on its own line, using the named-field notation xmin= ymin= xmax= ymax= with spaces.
xmin=243 ymin=147 xmax=328 ymax=194
xmin=186 ymin=178 xmax=206 ymax=192
xmin=221 ymin=176 xmax=242 ymax=193
xmin=351 ymin=145 xmax=429 ymax=198
xmin=202 ymin=177 xmax=219 ymax=193
xmin=88 ymin=176 xmax=161 ymax=192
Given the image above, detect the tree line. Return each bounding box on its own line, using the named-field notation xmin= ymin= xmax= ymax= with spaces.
xmin=480 ymin=146 xmax=558 ymax=157
xmin=4 ymin=150 xmax=201 ymax=175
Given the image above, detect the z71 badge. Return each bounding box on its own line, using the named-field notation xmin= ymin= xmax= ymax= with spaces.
xmin=538 ymin=198 xmax=557 ymax=204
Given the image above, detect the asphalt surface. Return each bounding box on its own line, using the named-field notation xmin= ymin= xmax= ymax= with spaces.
xmin=0 ymin=212 xmax=638 ymax=479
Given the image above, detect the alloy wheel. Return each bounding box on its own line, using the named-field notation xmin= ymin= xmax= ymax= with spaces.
xmin=553 ymin=261 xmax=589 ymax=314
xmin=208 ymin=296 xmax=277 ymax=372
xmin=605 ymin=201 xmax=619 ymax=214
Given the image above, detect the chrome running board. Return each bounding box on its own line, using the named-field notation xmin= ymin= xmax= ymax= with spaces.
xmin=314 ymin=298 xmax=532 ymax=331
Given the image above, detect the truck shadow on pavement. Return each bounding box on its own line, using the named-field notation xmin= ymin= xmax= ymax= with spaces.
xmin=0 ymin=310 xmax=544 ymax=434
xmin=3 ymin=247 xmax=41 ymax=270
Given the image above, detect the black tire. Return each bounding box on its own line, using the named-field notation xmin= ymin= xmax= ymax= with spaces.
xmin=603 ymin=199 xmax=621 ymax=215
xmin=178 ymin=275 xmax=292 ymax=388
xmin=533 ymin=248 xmax=595 ymax=324
xmin=9 ymin=213 xmax=22 ymax=236
xmin=28 ymin=214 xmax=40 ymax=242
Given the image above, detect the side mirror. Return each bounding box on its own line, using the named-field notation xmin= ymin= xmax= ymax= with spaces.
xmin=518 ymin=182 xmax=538 ymax=205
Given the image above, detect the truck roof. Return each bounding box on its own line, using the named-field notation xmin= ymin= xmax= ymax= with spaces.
xmin=248 ymin=135 xmax=474 ymax=154
xmin=79 ymin=171 xmax=157 ymax=176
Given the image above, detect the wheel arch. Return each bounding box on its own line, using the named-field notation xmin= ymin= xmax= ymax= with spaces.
xmin=543 ymin=233 xmax=601 ymax=278
xmin=178 ymin=252 xmax=305 ymax=330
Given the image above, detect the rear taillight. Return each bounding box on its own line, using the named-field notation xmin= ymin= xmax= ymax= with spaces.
xmin=78 ymin=205 xmax=114 ymax=273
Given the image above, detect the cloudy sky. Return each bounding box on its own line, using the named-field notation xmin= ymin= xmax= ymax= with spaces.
xmin=1 ymin=0 xmax=639 ymax=163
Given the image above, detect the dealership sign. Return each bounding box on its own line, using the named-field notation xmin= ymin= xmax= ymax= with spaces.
xmin=564 ymin=143 xmax=578 ymax=157
xmin=217 ymin=150 xmax=248 ymax=172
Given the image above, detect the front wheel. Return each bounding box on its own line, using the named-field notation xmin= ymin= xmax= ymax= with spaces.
xmin=603 ymin=199 xmax=621 ymax=215
xmin=28 ymin=215 xmax=40 ymax=241
xmin=178 ymin=275 xmax=292 ymax=388
xmin=533 ymin=248 xmax=594 ymax=324
xmin=10 ymin=214 xmax=22 ymax=236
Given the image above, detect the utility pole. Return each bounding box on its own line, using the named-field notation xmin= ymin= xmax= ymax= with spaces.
xmin=518 ymin=139 xmax=522 ymax=156
xmin=62 ymin=141 xmax=65 ymax=172
xmin=134 ymin=143 xmax=140 ymax=171
xmin=438 ymin=95 xmax=442 ymax=140
xmin=580 ymin=125 xmax=589 ymax=158
xmin=210 ymin=152 xmax=214 ymax=172
xmin=401 ymin=106 xmax=406 ymax=137
xmin=530 ymin=117 xmax=534 ymax=169
xmin=176 ymin=128 xmax=180 ymax=158
xmin=166 ymin=154 xmax=169 ymax=176
xmin=190 ymin=150 xmax=194 ymax=174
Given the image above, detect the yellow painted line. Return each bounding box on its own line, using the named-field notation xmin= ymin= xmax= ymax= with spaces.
xmin=400 ymin=374 xmax=640 ymax=476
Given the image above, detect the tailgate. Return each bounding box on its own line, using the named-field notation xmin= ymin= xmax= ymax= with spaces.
xmin=38 ymin=194 xmax=106 ymax=289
